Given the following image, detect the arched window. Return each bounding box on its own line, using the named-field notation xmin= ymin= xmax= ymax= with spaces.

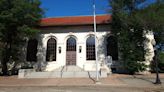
xmin=26 ymin=39 xmax=38 ymax=62
xmin=86 ymin=36 xmax=95 ymax=60
xmin=67 ymin=37 xmax=76 ymax=51
xmin=107 ymin=36 xmax=118 ymax=60
xmin=46 ymin=38 xmax=57 ymax=61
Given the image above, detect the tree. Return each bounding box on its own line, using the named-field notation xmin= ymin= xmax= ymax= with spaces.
xmin=110 ymin=0 xmax=164 ymax=81
xmin=158 ymin=51 xmax=164 ymax=72
xmin=136 ymin=1 xmax=164 ymax=47
xmin=0 ymin=0 xmax=43 ymax=75
xmin=136 ymin=0 xmax=164 ymax=84
xmin=109 ymin=0 xmax=149 ymax=74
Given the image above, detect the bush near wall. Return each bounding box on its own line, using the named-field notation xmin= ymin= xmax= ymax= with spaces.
xmin=151 ymin=51 xmax=164 ymax=73
xmin=158 ymin=51 xmax=164 ymax=72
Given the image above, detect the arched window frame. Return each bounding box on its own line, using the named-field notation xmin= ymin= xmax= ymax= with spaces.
xmin=106 ymin=36 xmax=118 ymax=60
xmin=66 ymin=37 xmax=76 ymax=51
xmin=86 ymin=35 xmax=96 ymax=60
xmin=46 ymin=38 xmax=57 ymax=62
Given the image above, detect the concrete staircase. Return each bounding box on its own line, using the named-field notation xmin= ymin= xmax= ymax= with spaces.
xmin=18 ymin=66 xmax=108 ymax=78
xmin=54 ymin=66 xmax=84 ymax=72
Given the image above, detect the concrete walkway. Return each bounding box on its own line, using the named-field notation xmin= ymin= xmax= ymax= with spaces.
xmin=0 ymin=74 xmax=164 ymax=88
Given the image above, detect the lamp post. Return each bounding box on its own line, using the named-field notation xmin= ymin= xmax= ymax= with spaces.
xmin=154 ymin=48 xmax=161 ymax=84
xmin=93 ymin=0 xmax=100 ymax=84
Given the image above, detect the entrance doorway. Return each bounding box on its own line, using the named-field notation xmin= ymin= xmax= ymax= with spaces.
xmin=66 ymin=37 xmax=76 ymax=65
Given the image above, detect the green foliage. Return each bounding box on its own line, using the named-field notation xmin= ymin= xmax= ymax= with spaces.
xmin=137 ymin=1 xmax=164 ymax=48
xmin=110 ymin=0 xmax=148 ymax=74
xmin=137 ymin=1 xmax=164 ymax=72
xmin=110 ymin=0 xmax=164 ymax=74
xmin=0 ymin=0 xmax=43 ymax=75
xmin=151 ymin=51 xmax=164 ymax=72
xmin=158 ymin=51 xmax=164 ymax=72
xmin=159 ymin=52 xmax=164 ymax=63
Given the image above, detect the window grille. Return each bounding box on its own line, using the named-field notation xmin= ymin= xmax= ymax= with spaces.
xmin=46 ymin=38 xmax=56 ymax=61
xmin=66 ymin=37 xmax=76 ymax=65
xmin=86 ymin=36 xmax=96 ymax=60
xmin=67 ymin=37 xmax=76 ymax=51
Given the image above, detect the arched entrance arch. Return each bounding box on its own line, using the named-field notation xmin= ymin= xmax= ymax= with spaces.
xmin=86 ymin=35 xmax=96 ymax=60
xmin=66 ymin=37 xmax=76 ymax=65
xmin=106 ymin=36 xmax=118 ymax=60
xmin=46 ymin=38 xmax=57 ymax=62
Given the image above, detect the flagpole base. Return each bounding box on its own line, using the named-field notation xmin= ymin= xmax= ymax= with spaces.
xmin=95 ymin=80 xmax=101 ymax=84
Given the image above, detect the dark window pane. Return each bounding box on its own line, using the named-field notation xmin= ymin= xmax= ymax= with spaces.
xmin=67 ymin=37 xmax=76 ymax=51
xmin=46 ymin=38 xmax=56 ymax=61
xmin=107 ymin=36 xmax=118 ymax=60
xmin=86 ymin=36 xmax=96 ymax=60
xmin=26 ymin=39 xmax=38 ymax=62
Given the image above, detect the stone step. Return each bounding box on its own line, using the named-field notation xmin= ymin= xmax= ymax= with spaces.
xmin=53 ymin=66 xmax=84 ymax=72
xmin=18 ymin=69 xmax=108 ymax=78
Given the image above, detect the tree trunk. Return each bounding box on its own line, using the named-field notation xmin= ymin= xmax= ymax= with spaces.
xmin=154 ymin=50 xmax=161 ymax=84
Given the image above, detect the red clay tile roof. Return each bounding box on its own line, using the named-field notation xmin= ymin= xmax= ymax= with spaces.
xmin=40 ymin=15 xmax=111 ymax=27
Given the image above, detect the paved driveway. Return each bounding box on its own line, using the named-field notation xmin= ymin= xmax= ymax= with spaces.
xmin=0 ymin=74 xmax=164 ymax=92
xmin=0 ymin=86 xmax=163 ymax=92
xmin=119 ymin=77 xmax=164 ymax=87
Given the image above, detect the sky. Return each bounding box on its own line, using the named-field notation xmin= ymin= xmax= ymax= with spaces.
xmin=40 ymin=0 xmax=156 ymax=18
xmin=40 ymin=0 xmax=109 ymax=18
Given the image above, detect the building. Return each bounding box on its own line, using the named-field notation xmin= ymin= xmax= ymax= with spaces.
xmin=19 ymin=14 xmax=154 ymax=78
xmin=19 ymin=14 xmax=121 ymax=78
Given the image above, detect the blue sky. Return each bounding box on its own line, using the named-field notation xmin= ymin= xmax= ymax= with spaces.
xmin=40 ymin=0 xmax=156 ymax=18
xmin=40 ymin=0 xmax=109 ymax=17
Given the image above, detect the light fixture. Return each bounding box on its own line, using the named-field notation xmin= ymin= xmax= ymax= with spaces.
xmin=59 ymin=47 xmax=61 ymax=53
xmin=79 ymin=46 xmax=82 ymax=53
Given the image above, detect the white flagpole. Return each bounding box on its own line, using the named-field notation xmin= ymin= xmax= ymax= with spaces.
xmin=93 ymin=0 xmax=99 ymax=83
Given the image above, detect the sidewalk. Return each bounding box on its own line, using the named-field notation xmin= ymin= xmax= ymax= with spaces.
xmin=0 ymin=73 xmax=163 ymax=88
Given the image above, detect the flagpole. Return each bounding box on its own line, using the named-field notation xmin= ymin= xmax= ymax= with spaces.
xmin=93 ymin=0 xmax=100 ymax=83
